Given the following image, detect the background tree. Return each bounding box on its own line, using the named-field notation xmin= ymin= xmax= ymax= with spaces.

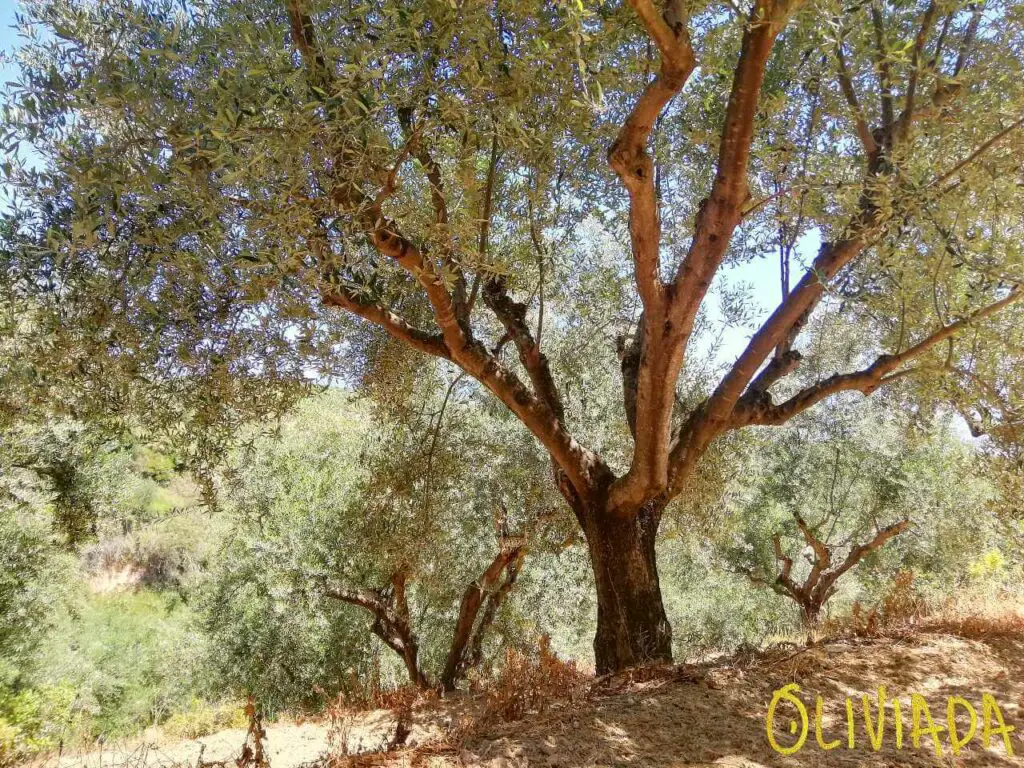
xmin=0 ymin=421 xmax=127 ymax=548
xmin=2 ymin=0 xmax=1023 ymax=671
xmin=208 ymin=389 xmax=569 ymax=696
xmin=719 ymin=393 xmax=998 ymax=636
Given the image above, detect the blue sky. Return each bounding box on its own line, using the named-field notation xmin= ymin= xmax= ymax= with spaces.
xmin=1 ymin=0 xmax=19 ymax=77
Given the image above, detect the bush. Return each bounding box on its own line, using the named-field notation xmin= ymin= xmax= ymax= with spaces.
xmin=0 ymin=681 xmax=79 ymax=766
xmin=462 ymin=635 xmax=586 ymax=734
xmin=162 ymin=699 xmax=247 ymax=740
xmin=31 ymin=590 xmax=212 ymax=741
xmin=0 ymin=511 xmax=73 ymax=665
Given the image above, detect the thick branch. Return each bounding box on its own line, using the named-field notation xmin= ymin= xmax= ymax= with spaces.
xmin=482 ymin=279 xmax=565 ymax=421
xmin=440 ymin=541 xmax=525 ymax=691
xmin=674 ymin=0 xmax=803 ymax=299
xmin=870 ymin=2 xmax=895 ymax=148
xmin=721 ymin=115 xmax=1024 ymax=427
xmin=326 ymin=581 xmax=428 ymax=688
xmin=397 ymin=108 xmax=469 ymax=319
xmin=795 ymin=513 xmax=830 ymax=590
xmin=735 ymin=287 xmax=1022 ymax=426
xmin=747 ymin=349 xmax=803 ymax=394
xmin=611 ymin=0 xmax=805 ymax=514
xmin=322 ymin=287 xmax=450 ymax=359
xmin=609 ymin=0 xmax=696 ymax=310
xmin=286 ymin=12 xmax=601 ymax=503
xmin=284 ymin=5 xmax=467 ymax=354
xmin=772 ymin=533 xmax=800 ymax=597
xmin=830 ymin=519 xmax=909 ymax=584
xmin=693 ymin=235 xmax=867 ymax=437
xmin=284 ymin=0 xmax=331 ymax=90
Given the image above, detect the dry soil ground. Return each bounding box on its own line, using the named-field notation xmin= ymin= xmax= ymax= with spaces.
xmin=35 ymin=629 xmax=1024 ymax=768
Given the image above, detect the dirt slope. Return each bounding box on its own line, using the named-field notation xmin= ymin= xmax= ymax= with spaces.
xmin=42 ymin=630 xmax=1024 ymax=768
xmin=453 ymin=631 xmax=1023 ymax=768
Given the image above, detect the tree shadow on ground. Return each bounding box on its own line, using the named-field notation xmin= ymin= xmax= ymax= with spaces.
xmin=461 ymin=633 xmax=1023 ymax=767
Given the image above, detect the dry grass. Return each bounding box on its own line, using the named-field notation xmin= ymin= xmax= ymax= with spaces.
xmin=821 ymin=569 xmax=929 ymax=640
xmin=445 ymin=635 xmax=587 ymax=746
xmin=821 ymin=570 xmax=1024 ymax=645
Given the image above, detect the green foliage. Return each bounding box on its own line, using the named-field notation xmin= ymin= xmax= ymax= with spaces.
xmin=705 ymin=396 xmax=1010 ymax=631
xmin=2 ymin=0 xmax=1020 ymax=463
xmin=161 ymin=699 xmax=247 ymax=740
xmin=204 ymin=389 xmax=571 ymax=704
xmin=83 ymin=510 xmax=227 ymax=591
xmin=32 ymin=590 xmax=212 ymax=741
xmin=0 ymin=510 xmax=69 ymax=666
xmin=0 ymin=418 xmax=222 ymax=757
xmin=0 ymin=680 xmax=79 ymax=766
xmin=0 ymin=420 xmax=127 ymax=548
xmin=0 ymin=0 xmax=1021 ymax=720
xmin=659 ymin=535 xmax=794 ymax=657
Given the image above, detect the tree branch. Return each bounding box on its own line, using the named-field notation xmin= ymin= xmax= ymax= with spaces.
xmin=870 ymin=2 xmax=895 ymax=149
xmin=397 ymin=108 xmax=469 ymax=320
xmin=482 ymin=278 xmax=565 ymax=421
xmin=896 ymin=0 xmax=938 ymax=143
xmin=772 ymin=533 xmax=799 ymax=596
xmin=468 ymin=135 xmax=501 ymax=316
xmin=326 ymin=579 xmax=428 ymax=688
xmin=826 ymin=518 xmax=909 ymax=587
xmin=611 ymin=0 xmax=804 ymax=514
xmin=734 ymin=286 xmax=1022 ymax=426
xmin=284 ymin=0 xmax=331 ymax=90
xmin=609 ymin=0 xmax=696 ymax=311
xmin=835 ymin=35 xmax=879 ymax=159
xmin=440 ymin=540 xmax=525 ymax=691
xmin=794 ymin=512 xmax=830 ymax=589
xmin=321 ymin=287 xmax=450 ymax=359
xmin=693 ymin=234 xmax=868 ymax=438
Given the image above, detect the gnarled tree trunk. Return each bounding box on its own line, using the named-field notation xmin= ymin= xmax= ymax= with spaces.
xmin=579 ymin=503 xmax=672 ymax=674
xmin=440 ymin=539 xmax=524 ymax=691
xmin=327 ymin=532 xmax=529 ymax=692
xmin=745 ymin=512 xmax=910 ymax=645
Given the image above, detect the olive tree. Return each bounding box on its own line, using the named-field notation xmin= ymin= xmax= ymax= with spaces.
xmin=212 ymin=389 xmax=564 ymax=692
xmin=2 ymin=0 xmax=1023 ymax=671
xmin=721 ymin=395 xmax=998 ymax=638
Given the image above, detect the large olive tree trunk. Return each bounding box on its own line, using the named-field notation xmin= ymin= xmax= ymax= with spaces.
xmin=580 ymin=503 xmax=672 ymax=674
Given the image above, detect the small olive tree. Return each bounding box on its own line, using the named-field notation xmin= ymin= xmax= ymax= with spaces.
xmin=720 ymin=396 xmax=965 ymax=639
xmin=211 ymin=388 xmax=565 ymax=693
xmin=751 ymin=511 xmax=909 ymax=637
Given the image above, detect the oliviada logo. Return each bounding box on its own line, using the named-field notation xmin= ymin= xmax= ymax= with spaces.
xmin=766 ymin=683 xmax=1016 ymax=757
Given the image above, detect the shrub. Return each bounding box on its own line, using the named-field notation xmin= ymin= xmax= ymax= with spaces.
xmin=0 ymin=681 xmax=79 ymax=766
xmin=479 ymin=636 xmax=585 ymax=722
xmin=446 ymin=635 xmax=586 ymax=746
xmin=31 ymin=590 xmax=212 ymax=740
xmin=162 ymin=699 xmax=247 ymax=740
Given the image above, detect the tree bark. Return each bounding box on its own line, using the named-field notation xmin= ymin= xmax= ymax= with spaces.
xmin=439 ymin=543 xmax=524 ymax=692
xmin=580 ymin=503 xmax=672 ymax=673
